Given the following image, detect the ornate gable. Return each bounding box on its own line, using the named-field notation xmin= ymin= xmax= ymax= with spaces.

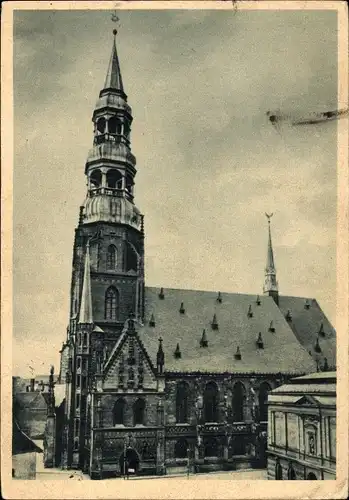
xmin=103 ymin=327 xmax=157 ymax=391
xmin=294 ymin=394 xmax=318 ymax=407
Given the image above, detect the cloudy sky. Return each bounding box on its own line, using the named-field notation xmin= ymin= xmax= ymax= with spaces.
xmin=13 ymin=8 xmax=338 ymax=377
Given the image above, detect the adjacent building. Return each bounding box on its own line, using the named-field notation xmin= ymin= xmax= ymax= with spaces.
xmin=267 ymin=371 xmax=336 ymax=480
xmin=12 ymin=418 xmax=43 ymax=479
xmin=41 ymin=31 xmax=336 ymax=479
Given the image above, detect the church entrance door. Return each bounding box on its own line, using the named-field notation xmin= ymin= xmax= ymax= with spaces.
xmin=119 ymin=448 xmax=140 ymax=476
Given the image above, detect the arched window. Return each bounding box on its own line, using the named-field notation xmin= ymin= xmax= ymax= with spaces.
xmin=133 ymin=399 xmax=145 ymax=425
xmin=204 ymin=437 xmax=218 ymax=457
xmin=125 ymin=242 xmax=138 ymax=272
xmin=105 ymin=287 xmax=119 ymax=320
xmin=175 ymin=438 xmax=188 ymax=459
xmin=275 ymin=461 xmax=283 ymax=480
xmin=96 ymin=117 xmax=106 ymax=134
xmin=108 ymin=116 xmax=122 ymax=135
xmin=204 ymin=382 xmax=219 ymax=422
xmin=307 ymin=472 xmax=317 ymax=480
xmin=176 ymin=382 xmax=190 ymax=423
xmin=113 ymin=398 xmax=126 ymax=425
xmin=107 ymin=245 xmax=117 ymax=270
xmin=106 ymin=169 xmax=123 ymax=189
xmin=232 ymin=382 xmax=246 ymax=422
xmin=258 ymin=382 xmax=271 ymax=422
xmin=90 ymin=169 xmax=102 ymax=189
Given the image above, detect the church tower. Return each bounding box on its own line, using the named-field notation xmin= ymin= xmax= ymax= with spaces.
xmin=60 ymin=30 xmax=145 ymax=468
xmin=263 ymin=214 xmax=279 ymax=305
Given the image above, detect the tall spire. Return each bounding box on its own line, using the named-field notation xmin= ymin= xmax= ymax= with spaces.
xmin=263 ymin=213 xmax=279 ymax=304
xmin=79 ymin=241 xmax=93 ymax=324
xmin=102 ymin=29 xmax=124 ymax=95
xmin=266 ymin=219 xmax=275 ymax=270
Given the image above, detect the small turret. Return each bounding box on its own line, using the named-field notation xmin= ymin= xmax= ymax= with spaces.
xmin=234 ymin=346 xmax=241 ymax=360
xmin=211 ymin=313 xmax=218 ymax=330
xmin=200 ymin=329 xmax=208 ymax=348
xmin=174 ymin=343 xmax=181 ymax=359
xmin=256 ymin=332 xmax=264 ymax=349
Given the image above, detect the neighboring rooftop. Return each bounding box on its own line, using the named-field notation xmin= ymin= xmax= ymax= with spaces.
xmin=12 ymin=418 xmax=43 ymax=455
xmin=268 ymin=371 xmax=336 ymax=406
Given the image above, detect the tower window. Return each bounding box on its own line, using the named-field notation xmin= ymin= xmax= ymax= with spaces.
xmin=108 ymin=116 xmax=122 ymax=135
xmin=113 ymin=398 xmax=126 ymax=425
xmin=107 ymin=245 xmax=118 ymax=270
xmin=133 ymin=398 xmax=145 ymax=425
xmin=96 ymin=117 xmax=106 ymax=134
xmin=105 ymin=286 xmax=119 ymax=320
xmin=203 ymin=381 xmax=219 ymax=423
xmin=90 ymin=169 xmax=102 ymax=189
xmin=106 ymin=169 xmax=123 ymax=189
xmin=176 ymin=381 xmax=189 ymax=423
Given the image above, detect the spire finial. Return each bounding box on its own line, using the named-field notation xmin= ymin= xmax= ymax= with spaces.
xmin=101 ymin=14 xmax=124 ymax=96
xmin=265 ymin=212 xmax=273 ymax=224
xmin=111 ymin=10 xmax=120 ymax=35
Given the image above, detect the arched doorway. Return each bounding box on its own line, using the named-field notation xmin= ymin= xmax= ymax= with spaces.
xmin=288 ymin=464 xmax=296 ymax=479
xmin=307 ymin=472 xmax=317 ymax=480
xmin=275 ymin=461 xmax=283 ymax=480
xmin=119 ymin=448 xmax=140 ymax=475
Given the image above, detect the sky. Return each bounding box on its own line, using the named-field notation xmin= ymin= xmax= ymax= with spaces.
xmin=13 ymin=8 xmax=338 ymax=377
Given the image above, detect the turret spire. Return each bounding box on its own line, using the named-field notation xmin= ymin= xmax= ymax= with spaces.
xmin=263 ymin=213 xmax=279 ymax=304
xmin=78 ymin=241 xmax=93 ymax=324
xmin=102 ymin=30 xmax=124 ymax=96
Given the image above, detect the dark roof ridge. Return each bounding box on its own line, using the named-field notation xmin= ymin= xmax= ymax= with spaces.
xmin=146 ymin=285 xmax=269 ymax=298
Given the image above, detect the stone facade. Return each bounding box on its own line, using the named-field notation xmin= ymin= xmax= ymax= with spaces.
xmin=42 ymin=31 xmax=336 ymax=479
xmin=267 ymin=372 xmax=336 ymax=480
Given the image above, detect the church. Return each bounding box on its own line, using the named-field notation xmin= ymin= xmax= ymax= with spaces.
xmin=43 ymin=30 xmax=336 ymax=479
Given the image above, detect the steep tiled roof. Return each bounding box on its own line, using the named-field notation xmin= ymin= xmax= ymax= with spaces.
xmin=278 ymin=296 xmax=336 ymax=369
xmin=135 ymin=287 xmax=327 ymax=375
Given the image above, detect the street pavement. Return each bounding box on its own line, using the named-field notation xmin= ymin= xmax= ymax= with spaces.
xmin=35 ymin=442 xmax=267 ymax=480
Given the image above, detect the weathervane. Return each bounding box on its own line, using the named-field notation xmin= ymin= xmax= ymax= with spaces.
xmin=111 ymin=10 xmax=120 ymax=35
xmin=265 ymin=212 xmax=273 ymax=224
